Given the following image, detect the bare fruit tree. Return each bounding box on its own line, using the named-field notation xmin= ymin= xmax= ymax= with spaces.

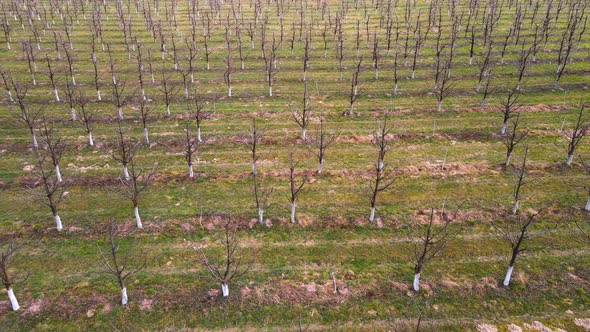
xmin=24 ymin=152 xmax=69 ymax=231
xmin=364 ymin=114 xmax=395 ymax=222
xmin=288 ymin=152 xmax=308 ymax=224
xmin=97 ymin=224 xmax=146 ymax=305
xmin=194 ymin=219 xmax=252 ymax=297
xmin=0 ymin=242 xmax=29 ymax=311
xmin=253 ymin=173 xmax=274 ymax=225
xmin=308 ymin=117 xmax=337 ymax=174
xmin=114 ymin=160 xmax=157 ymax=229
xmin=492 ymin=211 xmax=544 ymax=286
xmin=109 ymin=121 xmax=141 ymax=180
xmin=502 ymin=114 xmax=529 ymax=168
xmin=291 ymin=81 xmax=312 ymax=141
xmin=183 ymin=122 xmax=199 ymax=179
xmin=244 ymin=117 xmax=264 ymax=176
xmin=499 ymin=89 xmax=520 ymax=135
xmin=411 ymin=207 xmax=457 ymax=292
xmin=561 ymin=103 xmax=588 ymax=166
xmin=39 ymin=114 xmax=67 ymax=183
xmin=511 ymin=147 xmax=529 ymax=215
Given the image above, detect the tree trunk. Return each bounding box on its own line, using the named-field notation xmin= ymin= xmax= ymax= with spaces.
xmin=566 ymin=153 xmax=574 ymax=166
xmin=317 ymin=160 xmax=323 ymax=174
xmin=70 ymin=108 xmax=76 ymax=121
xmin=500 ymin=122 xmax=508 ymax=135
xmin=505 ymin=153 xmax=512 ymax=167
xmin=252 ymin=163 xmax=257 ymax=176
xmin=88 ymin=132 xmax=94 ymax=146
xmin=54 ymin=88 xmax=60 ymax=102
xmin=585 ymin=196 xmax=590 ymax=211
xmin=228 ymin=85 xmax=232 ymax=97
xmin=143 ymin=128 xmax=150 ymax=146
xmin=31 ymin=132 xmax=38 ymax=148
xmin=503 ymin=265 xmax=514 ymax=286
xmin=166 ymin=105 xmax=170 ymax=116
xmin=134 ymin=206 xmax=142 ymax=228
xmin=413 ymin=273 xmax=420 ymax=291
xmin=269 ymin=85 xmax=273 ymax=97
xmin=437 ymin=100 xmax=443 ymax=112
xmin=221 ymin=283 xmax=229 ymax=297
xmin=97 ymin=89 xmax=102 ymax=101
xmin=258 ymin=208 xmax=264 ymax=224
xmin=118 ymin=106 xmax=123 ymax=119
xmin=512 ymin=199 xmax=519 ymax=214
xmin=369 ymin=206 xmax=375 ymax=222
xmin=188 ymin=164 xmax=194 ymax=178
xmin=54 ymin=212 xmax=63 ymax=231
xmin=121 ymin=286 xmax=128 ymax=305
xmin=124 ymin=166 xmax=130 ymax=180
xmin=7 ymin=288 xmax=19 ymax=311
xmin=393 ymin=83 xmax=398 ymax=95
xmin=55 ymin=165 xmax=63 ymax=182
xmin=290 ymin=201 xmax=296 ymax=223
xmin=301 ymin=128 xmax=306 ymax=141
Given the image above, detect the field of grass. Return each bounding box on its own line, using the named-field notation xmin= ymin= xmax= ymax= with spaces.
xmin=0 ymin=0 xmax=589 ymax=330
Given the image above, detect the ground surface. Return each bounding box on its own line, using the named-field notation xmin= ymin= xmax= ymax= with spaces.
xmin=0 ymin=0 xmax=589 ymax=331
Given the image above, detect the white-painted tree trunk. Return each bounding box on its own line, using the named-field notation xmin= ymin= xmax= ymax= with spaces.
xmin=7 ymin=288 xmax=19 ymax=311
xmin=118 ymin=106 xmax=123 ymax=119
xmin=70 ymin=108 xmax=76 ymax=121
xmin=97 ymin=89 xmax=102 ymax=101
xmin=188 ymin=164 xmax=194 ymax=178
xmin=290 ymin=201 xmax=296 ymax=223
xmin=197 ymin=126 xmax=202 ymax=143
xmin=228 ymin=85 xmax=232 ymax=97
xmin=142 ymin=89 xmax=146 ymax=101
xmin=269 ymin=86 xmax=273 ymax=97
xmin=258 ymin=208 xmax=264 ymax=224
xmin=252 ymin=163 xmax=257 ymax=176
xmin=7 ymin=90 xmax=13 ymax=101
xmin=32 ymin=132 xmax=38 ymax=148
xmin=505 ymin=153 xmax=511 ymax=167
xmin=301 ymin=128 xmax=306 ymax=141
xmin=55 ymin=165 xmax=62 ymax=182
xmin=124 ymin=166 xmax=130 ymax=180
xmin=121 ymin=287 xmax=128 ymax=305
xmin=318 ymin=160 xmax=323 ymax=174
xmin=54 ymin=88 xmax=60 ymax=101
xmin=413 ymin=273 xmax=420 ymax=291
xmin=437 ymin=101 xmax=443 ymax=112
xmin=143 ymin=128 xmax=150 ymax=146
xmin=369 ymin=206 xmax=375 ymax=222
xmin=500 ymin=122 xmax=507 ymax=135
xmin=134 ymin=206 xmax=142 ymax=228
xmin=166 ymin=105 xmax=170 ymax=116
xmin=54 ymin=213 xmax=63 ymax=231
xmin=393 ymin=83 xmax=398 ymax=94
xmin=221 ymin=283 xmax=229 ymax=297
xmin=469 ymin=57 xmax=473 ymax=65
xmin=503 ymin=265 xmax=513 ymax=286
xmin=512 ymin=200 xmax=519 ymax=214
xmin=411 ymin=70 xmax=416 ymax=79
xmin=566 ymin=153 xmax=574 ymax=166
xmin=88 ymin=132 xmax=94 ymax=146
